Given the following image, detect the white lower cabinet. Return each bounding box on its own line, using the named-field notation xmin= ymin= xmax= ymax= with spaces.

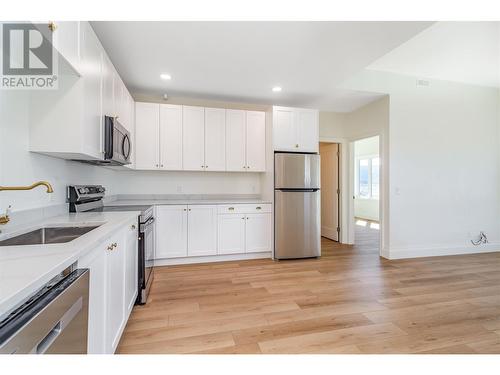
xmin=218 ymin=214 xmax=246 ymax=255
xmin=78 ymin=218 xmax=138 ymax=354
xmin=155 ymin=203 xmax=272 ymax=261
xmin=245 ymin=213 xmax=272 ymax=253
xmin=155 ymin=205 xmax=188 ymax=258
xmin=187 ymin=206 xmax=218 ymax=256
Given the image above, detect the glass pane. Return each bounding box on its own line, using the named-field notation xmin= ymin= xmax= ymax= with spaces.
xmin=358 ymin=159 xmax=370 ymax=198
xmin=372 ymin=157 xmax=380 ymax=199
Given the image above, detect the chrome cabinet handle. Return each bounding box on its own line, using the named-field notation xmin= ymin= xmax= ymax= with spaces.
xmin=131 ymin=224 xmax=136 ymax=230
xmin=228 ymin=207 xmax=234 ymax=211
xmin=256 ymin=206 xmax=262 ymax=210
xmin=107 ymin=244 xmax=113 ymax=251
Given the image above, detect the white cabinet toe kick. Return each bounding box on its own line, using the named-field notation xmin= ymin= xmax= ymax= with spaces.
xmin=154 ymin=203 xmax=272 ymax=265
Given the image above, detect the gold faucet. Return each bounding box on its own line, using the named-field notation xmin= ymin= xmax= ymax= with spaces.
xmin=0 ymin=181 xmax=54 ymax=225
xmin=0 ymin=181 xmax=54 ymax=193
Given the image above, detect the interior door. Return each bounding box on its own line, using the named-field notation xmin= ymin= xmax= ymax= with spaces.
xmin=187 ymin=205 xmax=217 ymax=256
xmin=204 ymin=108 xmax=226 ymax=171
xmin=246 ymin=111 xmax=266 ymax=171
xmin=160 ymin=104 xmax=183 ymax=170
xmin=319 ymin=142 xmax=340 ymax=241
xmin=135 ymin=102 xmax=159 ymax=169
xmin=226 ymin=109 xmax=246 ymax=172
xmin=183 ymin=106 xmax=205 ymax=171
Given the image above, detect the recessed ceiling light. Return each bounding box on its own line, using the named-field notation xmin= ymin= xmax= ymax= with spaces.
xmin=160 ymin=73 xmax=172 ymax=80
xmin=272 ymin=86 xmax=282 ymax=92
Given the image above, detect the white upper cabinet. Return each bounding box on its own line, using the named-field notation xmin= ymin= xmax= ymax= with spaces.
xmin=159 ymin=104 xmax=183 ymax=170
xmin=28 ymin=21 xmax=135 ymax=162
xmin=226 ymin=110 xmax=266 ymax=172
xmin=47 ymin=21 xmax=81 ymax=74
xmin=245 ymin=111 xmax=266 ymax=171
xmin=135 ymin=102 xmax=160 ymax=170
xmin=273 ymin=107 xmax=296 ymax=151
xmin=183 ymin=106 xmax=205 ymax=171
xmin=273 ymin=106 xmax=319 ymax=153
xmin=295 ymin=109 xmax=319 ymax=152
xmin=204 ymin=108 xmax=226 ymax=171
xmin=226 ymin=110 xmax=247 ymax=172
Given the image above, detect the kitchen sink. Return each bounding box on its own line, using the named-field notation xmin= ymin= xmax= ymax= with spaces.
xmin=0 ymin=225 xmax=101 ymax=246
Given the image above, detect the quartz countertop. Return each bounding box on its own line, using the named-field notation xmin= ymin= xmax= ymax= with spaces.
xmin=108 ymin=198 xmax=272 ymax=206
xmin=0 ymin=211 xmax=140 ymax=320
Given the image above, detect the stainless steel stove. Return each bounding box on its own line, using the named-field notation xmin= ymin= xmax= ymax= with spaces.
xmin=67 ymin=185 xmax=154 ymax=305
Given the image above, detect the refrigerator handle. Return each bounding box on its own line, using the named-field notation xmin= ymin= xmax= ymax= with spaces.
xmin=276 ymin=188 xmax=320 ymax=192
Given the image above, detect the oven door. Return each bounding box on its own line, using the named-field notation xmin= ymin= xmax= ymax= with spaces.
xmin=138 ymin=216 xmax=155 ymax=304
xmin=104 ymin=116 xmax=131 ymax=165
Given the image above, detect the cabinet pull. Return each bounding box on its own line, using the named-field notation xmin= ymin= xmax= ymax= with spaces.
xmin=188 ymin=208 xmax=191 ymax=211
xmin=256 ymin=206 xmax=262 ymax=210
xmin=131 ymin=224 xmax=136 ymax=230
xmin=241 ymin=217 xmax=245 ymax=220
xmin=183 ymin=208 xmax=187 ymax=211
xmin=48 ymin=21 xmax=57 ymax=32
xmin=155 ymin=164 xmax=159 ymax=168
xmin=107 ymin=244 xmax=113 ymax=251
xmin=113 ymin=242 xmax=117 ymax=248
xmin=228 ymin=207 xmax=234 ymax=211
xmin=295 ymin=144 xmax=299 ymax=148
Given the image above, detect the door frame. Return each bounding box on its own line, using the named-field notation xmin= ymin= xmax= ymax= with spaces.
xmin=319 ymin=136 xmax=348 ymax=244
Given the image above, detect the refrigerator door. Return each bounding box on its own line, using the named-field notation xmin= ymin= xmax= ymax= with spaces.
xmin=275 ymin=153 xmax=320 ymax=189
xmin=275 ymin=190 xmax=321 ymax=259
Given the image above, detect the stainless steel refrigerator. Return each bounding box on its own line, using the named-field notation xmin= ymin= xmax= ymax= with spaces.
xmin=274 ymin=152 xmax=321 ymax=259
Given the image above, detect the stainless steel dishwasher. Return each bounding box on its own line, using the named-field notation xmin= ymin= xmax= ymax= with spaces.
xmin=0 ymin=267 xmax=89 ymax=354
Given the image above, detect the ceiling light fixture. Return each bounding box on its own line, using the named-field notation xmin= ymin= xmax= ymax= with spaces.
xmin=160 ymin=73 xmax=172 ymax=80
xmin=272 ymin=86 xmax=282 ymax=92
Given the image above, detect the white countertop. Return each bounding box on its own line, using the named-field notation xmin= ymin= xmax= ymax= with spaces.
xmin=0 ymin=211 xmax=140 ymax=320
xmin=109 ymin=198 xmax=272 ymax=206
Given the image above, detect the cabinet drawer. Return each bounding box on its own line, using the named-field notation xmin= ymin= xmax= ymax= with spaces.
xmin=217 ymin=204 xmax=272 ymax=214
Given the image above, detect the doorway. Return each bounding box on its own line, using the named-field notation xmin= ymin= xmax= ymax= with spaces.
xmin=319 ymin=142 xmax=340 ymax=241
xmin=352 ymin=136 xmax=380 ymax=252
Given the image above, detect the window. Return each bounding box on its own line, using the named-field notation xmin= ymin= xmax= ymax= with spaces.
xmin=357 ymin=156 xmax=380 ymax=199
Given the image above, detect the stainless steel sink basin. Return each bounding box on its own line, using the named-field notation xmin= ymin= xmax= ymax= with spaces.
xmin=0 ymin=225 xmax=101 ymax=246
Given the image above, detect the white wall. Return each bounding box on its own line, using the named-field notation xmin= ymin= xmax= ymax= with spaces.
xmin=343 ymin=69 xmax=500 ymax=259
xmin=354 ymin=136 xmax=380 ymax=221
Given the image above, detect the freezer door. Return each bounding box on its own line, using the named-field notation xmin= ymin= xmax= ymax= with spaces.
xmin=275 ymin=153 xmax=320 ymax=189
xmin=275 ymin=190 xmax=321 ymax=259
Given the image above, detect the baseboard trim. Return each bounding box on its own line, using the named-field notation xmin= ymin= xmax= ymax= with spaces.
xmin=387 ymin=242 xmax=500 ymax=260
xmin=154 ymin=252 xmax=272 ymax=266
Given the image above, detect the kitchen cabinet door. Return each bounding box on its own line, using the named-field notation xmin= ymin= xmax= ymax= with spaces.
xmin=225 ymin=109 xmax=246 ymax=172
xmin=160 ymin=104 xmax=183 ymax=170
xmin=204 ymin=108 xmax=226 ymax=171
xmin=113 ymin=72 xmax=125 ymax=120
xmin=124 ymin=93 xmax=136 ymax=169
xmin=245 ymin=213 xmax=272 ymax=253
xmin=295 ymin=109 xmax=319 ymax=153
xmin=182 ymin=106 xmax=205 ymax=171
xmin=246 ymin=111 xmax=266 ymax=171
xmin=80 ymin=22 xmax=104 ymax=159
xmin=124 ymin=220 xmax=138 ymax=314
xmin=218 ymin=214 xmax=246 ymax=255
xmin=273 ymin=107 xmax=296 ymax=151
xmin=101 ymin=54 xmax=115 ymax=120
xmin=135 ymin=102 xmax=160 ymax=170
xmin=106 ymin=232 xmax=126 ymax=353
xmin=155 ymin=205 xmax=188 ymax=259
xmin=78 ymin=245 xmax=107 ymax=354
xmin=49 ymin=21 xmax=81 ymax=73
xmin=187 ymin=205 xmax=217 ymax=256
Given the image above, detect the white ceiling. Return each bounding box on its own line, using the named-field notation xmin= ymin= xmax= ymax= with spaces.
xmin=368 ymin=22 xmax=500 ymax=87
xmin=92 ymin=21 xmax=432 ymax=112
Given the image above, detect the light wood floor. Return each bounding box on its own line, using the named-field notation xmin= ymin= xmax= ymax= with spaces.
xmin=117 ymin=224 xmax=500 ymax=354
